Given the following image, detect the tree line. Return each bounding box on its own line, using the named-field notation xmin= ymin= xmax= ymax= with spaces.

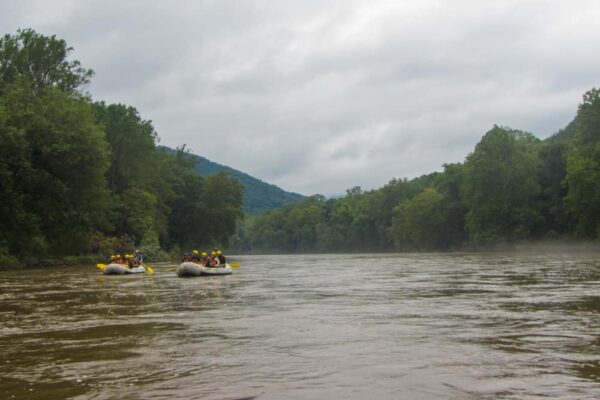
xmin=234 ymin=89 xmax=600 ymax=252
xmin=0 ymin=29 xmax=244 ymax=266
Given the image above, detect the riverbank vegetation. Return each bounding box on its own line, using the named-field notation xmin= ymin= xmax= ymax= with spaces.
xmin=2 ymin=29 xmax=599 ymax=265
xmin=0 ymin=29 xmax=243 ymax=267
xmin=234 ymin=89 xmax=600 ymax=253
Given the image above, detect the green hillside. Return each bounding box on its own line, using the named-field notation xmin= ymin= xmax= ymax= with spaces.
xmin=160 ymin=146 xmax=305 ymax=214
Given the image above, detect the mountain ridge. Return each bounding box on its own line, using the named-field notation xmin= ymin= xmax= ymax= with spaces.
xmin=159 ymin=146 xmax=305 ymax=214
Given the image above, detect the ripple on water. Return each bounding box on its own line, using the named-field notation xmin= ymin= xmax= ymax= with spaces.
xmin=2 ymin=255 xmax=600 ymax=399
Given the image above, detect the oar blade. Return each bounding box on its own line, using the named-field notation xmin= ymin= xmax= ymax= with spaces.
xmin=142 ymin=263 xmax=154 ymax=275
xmin=229 ymin=262 xmax=241 ymax=268
xmin=96 ymin=263 xmax=107 ymax=270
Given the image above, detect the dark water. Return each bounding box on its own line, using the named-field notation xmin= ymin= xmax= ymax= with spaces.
xmin=2 ymin=253 xmax=600 ymax=399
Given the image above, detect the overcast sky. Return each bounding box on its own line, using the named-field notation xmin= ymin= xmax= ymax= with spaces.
xmin=3 ymin=1 xmax=600 ymax=195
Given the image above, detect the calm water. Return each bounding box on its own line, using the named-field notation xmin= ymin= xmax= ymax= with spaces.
xmin=2 ymin=253 xmax=600 ymax=399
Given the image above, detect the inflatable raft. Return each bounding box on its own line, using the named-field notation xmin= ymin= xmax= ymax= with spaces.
xmin=103 ymin=263 xmax=147 ymax=275
xmin=177 ymin=262 xmax=233 ymax=277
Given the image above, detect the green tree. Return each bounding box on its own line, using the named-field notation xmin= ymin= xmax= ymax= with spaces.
xmin=121 ymin=187 xmax=158 ymax=244
xmin=536 ymin=129 xmax=574 ymax=236
xmin=391 ymin=188 xmax=446 ymax=249
xmin=0 ymin=83 xmax=110 ymax=258
xmin=164 ymin=147 xmax=205 ymax=249
xmin=434 ymin=163 xmax=468 ymax=247
xmin=0 ymin=95 xmax=43 ymax=260
xmin=199 ymin=172 xmax=244 ymax=247
xmin=92 ymin=102 xmax=175 ymax=248
xmin=564 ymin=88 xmax=600 ymax=238
xmin=352 ymin=179 xmax=422 ymax=250
xmin=317 ymin=199 xmax=356 ymax=251
xmin=0 ymin=29 xmax=108 ymax=261
xmin=93 ymin=102 xmax=158 ymax=193
xmin=462 ymin=126 xmax=541 ymax=244
xmin=0 ymin=28 xmax=93 ymax=94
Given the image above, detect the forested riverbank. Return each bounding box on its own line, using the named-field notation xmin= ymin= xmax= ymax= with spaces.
xmin=2 ymin=29 xmax=600 ymax=266
xmin=0 ymin=29 xmax=244 ymax=267
xmin=233 ymin=89 xmax=600 ymax=253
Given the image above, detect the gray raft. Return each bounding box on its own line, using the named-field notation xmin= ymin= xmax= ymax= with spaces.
xmin=177 ymin=262 xmax=233 ymax=277
xmin=103 ymin=263 xmax=147 ymax=275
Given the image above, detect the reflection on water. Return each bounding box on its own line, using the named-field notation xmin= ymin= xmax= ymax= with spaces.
xmin=1 ymin=253 xmax=600 ymax=399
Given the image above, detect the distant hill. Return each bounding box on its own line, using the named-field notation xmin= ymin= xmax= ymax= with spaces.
xmin=160 ymin=146 xmax=305 ymax=214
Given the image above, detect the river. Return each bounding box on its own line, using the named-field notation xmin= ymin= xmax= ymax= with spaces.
xmin=1 ymin=253 xmax=600 ymax=399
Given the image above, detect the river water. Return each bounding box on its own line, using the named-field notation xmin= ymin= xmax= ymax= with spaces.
xmin=1 ymin=253 xmax=600 ymax=399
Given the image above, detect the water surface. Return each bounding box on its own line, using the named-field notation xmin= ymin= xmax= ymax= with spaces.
xmin=1 ymin=253 xmax=600 ymax=399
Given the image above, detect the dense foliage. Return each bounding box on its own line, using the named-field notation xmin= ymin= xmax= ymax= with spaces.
xmin=0 ymin=29 xmax=243 ymax=266
xmin=236 ymin=89 xmax=600 ymax=252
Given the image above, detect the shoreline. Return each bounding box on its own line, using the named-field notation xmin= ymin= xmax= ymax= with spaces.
xmin=4 ymin=239 xmax=599 ymax=270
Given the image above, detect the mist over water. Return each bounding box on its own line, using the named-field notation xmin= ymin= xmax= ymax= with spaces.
xmin=2 ymin=253 xmax=600 ymax=399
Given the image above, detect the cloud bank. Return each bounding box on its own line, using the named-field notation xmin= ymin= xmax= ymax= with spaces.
xmin=3 ymin=0 xmax=600 ymax=195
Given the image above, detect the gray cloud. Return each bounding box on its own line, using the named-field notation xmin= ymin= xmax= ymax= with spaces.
xmin=2 ymin=0 xmax=599 ymax=195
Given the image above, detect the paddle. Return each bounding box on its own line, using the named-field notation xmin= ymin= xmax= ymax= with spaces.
xmin=96 ymin=263 xmax=107 ymax=270
xmin=229 ymin=262 xmax=241 ymax=268
xmin=141 ymin=262 xmax=154 ymax=275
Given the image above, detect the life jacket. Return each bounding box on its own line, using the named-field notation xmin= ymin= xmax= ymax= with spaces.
xmin=209 ymin=256 xmax=220 ymax=267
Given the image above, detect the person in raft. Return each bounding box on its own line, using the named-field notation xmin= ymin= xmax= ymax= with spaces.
xmin=209 ymin=251 xmax=220 ymax=267
xmin=208 ymin=250 xmax=226 ymax=267
xmin=205 ymin=247 xmax=226 ymax=267
xmin=133 ymin=249 xmax=144 ymax=264
xmin=124 ymin=254 xmax=134 ymax=268
xmin=200 ymin=252 xmax=209 ymax=267
xmin=216 ymin=250 xmax=226 ymax=265
xmin=191 ymin=250 xmax=200 ymax=263
xmin=181 ymin=253 xmax=191 ymax=263
xmin=130 ymin=254 xmax=141 ymax=268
